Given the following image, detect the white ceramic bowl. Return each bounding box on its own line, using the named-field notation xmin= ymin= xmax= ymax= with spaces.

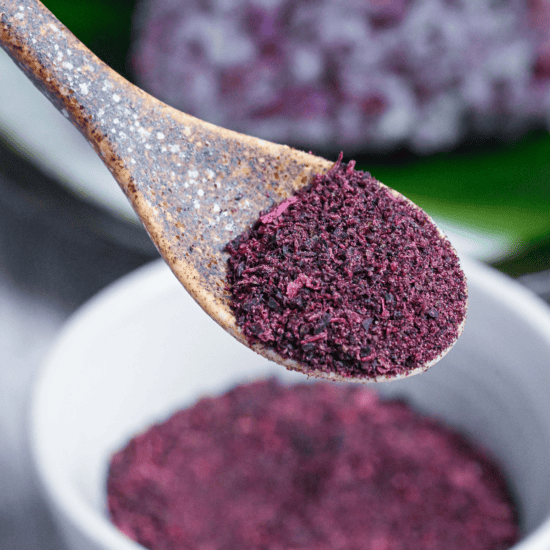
xmin=31 ymin=258 xmax=550 ymax=550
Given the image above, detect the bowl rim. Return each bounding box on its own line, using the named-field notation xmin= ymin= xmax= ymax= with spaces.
xmin=29 ymin=257 xmax=550 ymax=550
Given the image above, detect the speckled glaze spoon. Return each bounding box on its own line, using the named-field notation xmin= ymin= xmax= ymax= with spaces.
xmin=0 ymin=0 xmax=466 ymax=383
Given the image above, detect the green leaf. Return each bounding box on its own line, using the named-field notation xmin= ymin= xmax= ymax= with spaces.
xmin=356 ymin=131 xmax=550 ymax=245
xmin=40 ymin=0 xmax=136 ymax=78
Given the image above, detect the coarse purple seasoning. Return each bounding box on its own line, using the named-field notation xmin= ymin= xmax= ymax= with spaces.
xmin=107 ymin=379 xmax=518 ymax=550
xmin=225 ymin=154 xmax=467 ymax=380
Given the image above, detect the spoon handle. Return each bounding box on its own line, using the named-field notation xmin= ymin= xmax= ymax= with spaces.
xmin=0 ymin=0 xmax=153 ymax=192
xmin=0 ymin=0 xmax=333 ymax=347
xmin=0 ymin=0 xmax=330 ymax=225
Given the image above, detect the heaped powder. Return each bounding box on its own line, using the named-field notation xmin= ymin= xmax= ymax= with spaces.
xmin=107 ymin=379 xmax=518 ymax=550
xmin=226 ymin=155 xmax=467 ymax=380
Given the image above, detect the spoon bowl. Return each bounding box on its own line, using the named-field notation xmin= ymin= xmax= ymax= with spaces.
xmin=0 ymin=0 xmax=466 ymax=382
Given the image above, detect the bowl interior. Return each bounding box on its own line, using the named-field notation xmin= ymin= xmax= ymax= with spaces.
xmin=31 ymin=259 xmax=550 ymax=550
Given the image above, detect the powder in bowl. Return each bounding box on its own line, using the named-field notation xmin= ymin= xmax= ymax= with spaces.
xmin=107 ymin=379 xmax=518 ymax=550
xmin=225 ymin=154 xmax=467 ymax=380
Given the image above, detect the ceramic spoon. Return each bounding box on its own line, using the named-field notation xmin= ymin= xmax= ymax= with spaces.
xmin=0 ymin=0 xmax=465 ymax=382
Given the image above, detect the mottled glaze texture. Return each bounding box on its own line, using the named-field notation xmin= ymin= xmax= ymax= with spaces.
xmin=108 ymin=379 xmax=518 ymax=550
xmin=226 ymin=155 xmax=467 ymax=380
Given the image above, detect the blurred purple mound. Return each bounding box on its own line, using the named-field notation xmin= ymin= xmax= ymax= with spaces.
xmin=132 ymin=0 xmax=550 ymax=153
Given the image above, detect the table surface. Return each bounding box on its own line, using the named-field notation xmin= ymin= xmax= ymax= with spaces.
xmin=1 ymin=143 xmax=549 ymax=550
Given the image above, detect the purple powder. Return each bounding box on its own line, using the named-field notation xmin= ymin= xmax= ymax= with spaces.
xmin=225 ymin=155 xmax=467 ymax=380
xmin=107 ymin=379 xmax=518 ymax=550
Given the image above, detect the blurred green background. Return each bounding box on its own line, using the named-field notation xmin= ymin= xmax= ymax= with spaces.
xmin=40 ymin=0 xmax=550 ymax=277
xmin=356 ymin=133 xmax=550 ymax=276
